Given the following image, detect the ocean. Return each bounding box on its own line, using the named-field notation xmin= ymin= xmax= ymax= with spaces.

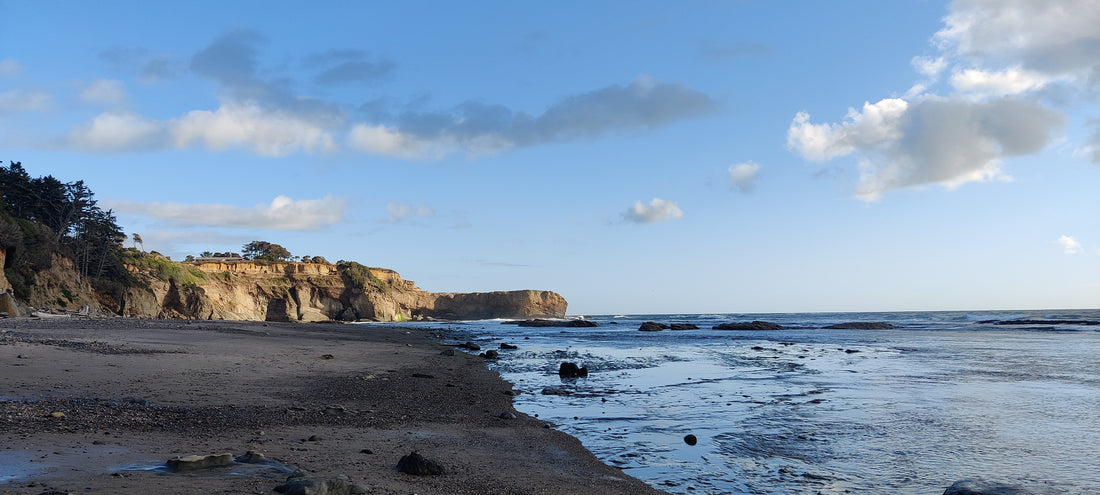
xmin=382 ymin=309 xmax=1100 ymax=494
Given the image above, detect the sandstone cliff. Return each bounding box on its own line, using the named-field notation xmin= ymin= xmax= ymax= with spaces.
xmin=112 ymin=256 xmax=567 ymax=322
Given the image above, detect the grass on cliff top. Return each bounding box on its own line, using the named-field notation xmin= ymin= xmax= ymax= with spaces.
xmin=337 ymin=261 xmax=389 ymax=292
xmin=122 ymin=249 xmax=207 ymax=287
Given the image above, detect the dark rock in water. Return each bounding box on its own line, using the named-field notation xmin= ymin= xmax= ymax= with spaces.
xmin=480 ymin=350 xmax=499 ymax=359
xmin=396 ymin=452 xmax=444 ymax=476
xmin=558 ymin=362 xmax=589 ymax=378
xmin=541 ymin=387 xmax=571 ymax=396
xmin=824 ymin=322 xmax=898 ymax=329
xmin=670 ymin=323 xmax=699 ymax=330
xmin=166 ymin=452 xmax=234 ymax=472
xmin=943 ymin=479 xmax=1033 ymax=495
xmin=638 ymin=321 xmax=668 ymax=332
xmin=683 ymin=434 xmax=698 ymax=446
xmin=713 ymin=321 xmax=784 ymax=330
xmin=274 ymin=476 xmax=370 ymax=495
xmin=512 ymin=319 xmax=599 ymax=327
xmin=458 ymin=341 xmax=481 ymax=351
xmin=499 ymin=343 xmax=518 ymax=350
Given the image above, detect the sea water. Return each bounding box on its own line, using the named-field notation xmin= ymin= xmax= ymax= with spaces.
xmin=387 ymin=310 xmax=1100 ymax=494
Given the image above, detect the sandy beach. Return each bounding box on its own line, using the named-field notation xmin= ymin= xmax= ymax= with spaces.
xmin=0 ymin=317 xmax=662 ymax=495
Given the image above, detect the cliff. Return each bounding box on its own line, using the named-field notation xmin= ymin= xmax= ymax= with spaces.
xmin=110 ymin=256 xmax=567 ymax=322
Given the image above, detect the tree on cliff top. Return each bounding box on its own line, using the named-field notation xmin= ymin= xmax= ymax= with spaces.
xmin=242 ymin=240 xmax=292 ymax=262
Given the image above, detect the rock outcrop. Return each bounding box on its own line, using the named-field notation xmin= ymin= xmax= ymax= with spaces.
xmin=111 ymin=258 xmax=566 ymax=322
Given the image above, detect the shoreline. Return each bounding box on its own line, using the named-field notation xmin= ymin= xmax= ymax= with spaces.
xmin=0 ymin=317 xmax=663 ymax=494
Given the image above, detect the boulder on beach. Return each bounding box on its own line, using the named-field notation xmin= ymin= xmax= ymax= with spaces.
xmin=396 ymin=451 xmax=445 ymax=476
xmin=638 ymin=321 xmax=668 ymax=332
xmin=713 ymin=321 xmax=784 ymax=330
xmin=942 ymin=479 xmax=1033 ymax=495
xmin=824 ymin=322 xmax=898 ymax=329
xmin=166 ymin=452 xmax=234 ymax=472
xmin=559 ymin=362 xmax=588 ymax=378
xmin=274 ymin=476 xmax=370 ymax=495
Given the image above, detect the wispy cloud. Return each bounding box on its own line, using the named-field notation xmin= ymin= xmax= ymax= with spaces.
xmin=78 ymin=79 xmax=128 ymax=107
xmin=0 ymin=89 xmax=52 ymax=115
xmin=104 ymin=195 xmax=347 ymax=231
xmin=0 ymin=58 xmax=21 ymax=77
xmin=383 ymin=202 xmax=434 ymax=224
xmin=728 ymin=161 xmax=761 ymax=193
xmin=348 ymin=74 xmax=716 ymax=158
xmin=304 ymin=49 xmax=395 ymax=85
xmin=623 ymin=198 xmax=683 ymax=224
xmin=1057 ymin=235 xmax=1084 ymax=255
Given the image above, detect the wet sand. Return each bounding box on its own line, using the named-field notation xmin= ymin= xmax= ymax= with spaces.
xmin=0 ymin=318 xmax=663 ymax=494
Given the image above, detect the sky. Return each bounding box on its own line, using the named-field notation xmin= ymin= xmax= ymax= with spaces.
xmin=1 ymin=0 xmax=1098 ymax=315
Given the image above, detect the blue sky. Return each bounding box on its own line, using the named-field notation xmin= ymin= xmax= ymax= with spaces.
xmin=1 ymin=0 xmax=1097 ymax=315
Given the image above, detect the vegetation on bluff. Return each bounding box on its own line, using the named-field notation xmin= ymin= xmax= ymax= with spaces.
xmin=1 ymin=161 xmax=131 ymax=304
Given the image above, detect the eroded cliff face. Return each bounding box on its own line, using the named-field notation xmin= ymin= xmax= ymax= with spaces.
xmin=118 ymin=260 xmax=567 ymax=322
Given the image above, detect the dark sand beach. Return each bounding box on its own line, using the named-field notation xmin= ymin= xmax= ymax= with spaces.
xmin=0 ymin=318 xmax=662 ymax=494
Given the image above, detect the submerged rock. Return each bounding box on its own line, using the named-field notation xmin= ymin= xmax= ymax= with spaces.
xmin=713 ymin=321 xmax=784 ymax=330
xmin=166 ymin=452 xmax=234 ymax=472
xmin=558 ymin=362 xmax=589 ymax=378
xmin=824 ymin=322 xmax=898 ymax=329
xmin=943 ymin=479 xmax=1033 ymax=495
xmin=670 ymin=323 xmax=699 ymax=330
xmin=396 ymin=452 xmax=445 ymax=476
xmin=638 ymin=321 xmax=668 ymax=332
xmin=499 ymin=343 xmax=518 ymax=350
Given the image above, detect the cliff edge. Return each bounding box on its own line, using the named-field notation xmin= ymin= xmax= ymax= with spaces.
xmin=110 ymin=255 xmax=566 ymax=322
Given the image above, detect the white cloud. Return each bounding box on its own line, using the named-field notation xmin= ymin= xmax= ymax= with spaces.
xmin=787 ymin=99 xmax=909 ymax=162
xmin=623 ymin=198 xmax=683 ymax=224
xmin=1057 ymin=235 xmax=1083 ymax=255
xmin=104 ymin=195 xmax=347 ymax=231
xmin=950 ymin=67 xmax=1053 ymax=98
xmin=935 ymin=0 xmax=1100 ymax=80
xmin=171 ymin=103 xmax=337 ymax=157
xmin=384 ymin=202 xmax=434 ymax=223
xmin=79 ymin=79 xmax=127 ymax=107
xmin=0 ymin=89 xmax=52 ymax=114
xmin=66 ymin=112 xmax=166 ymax=152
xmin=728 ymin=161 xmax=761 ymax=193
xmin=789 ymin=96 xmax=1063 ymax=201
xmin=0 ymin=59 xmax=20 ymax=77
